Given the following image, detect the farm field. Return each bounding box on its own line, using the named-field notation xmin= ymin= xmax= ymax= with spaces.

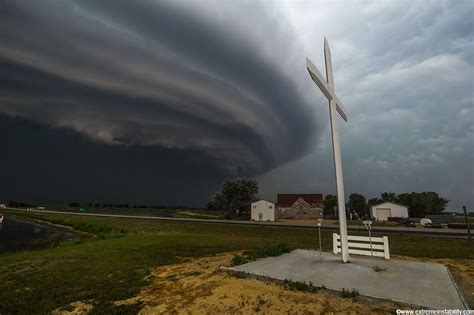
xmin=0 ymin=210 xmax=473 ymax=314
xmin=32 ymin=205 xmax=221 ymax=220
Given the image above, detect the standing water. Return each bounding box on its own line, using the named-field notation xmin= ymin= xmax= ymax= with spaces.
xmin=0 ymin=215 xmax=81 ymax=253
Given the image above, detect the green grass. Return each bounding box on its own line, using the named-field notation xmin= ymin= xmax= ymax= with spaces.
xmin=16 ymin=205 xmax=222 ymax=220
xmin=0 ymin=210 xmax=473 ymax=314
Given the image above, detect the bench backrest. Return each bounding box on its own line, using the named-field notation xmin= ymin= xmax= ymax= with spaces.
xmin=333 ymin=233 xmax=390 ymax=260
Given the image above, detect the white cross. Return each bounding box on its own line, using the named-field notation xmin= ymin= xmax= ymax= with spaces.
xmin=306 ymin=37 xmax=350 ymax=263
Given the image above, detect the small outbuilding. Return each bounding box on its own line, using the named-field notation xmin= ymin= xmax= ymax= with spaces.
xmin=251 ymin=200 xmax=277 ymax=222
xmin=371 ymin=202 xmax=409 ymax=221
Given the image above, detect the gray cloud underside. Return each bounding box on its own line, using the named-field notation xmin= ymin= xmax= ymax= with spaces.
xmin=260 ymin=0 xmax=473 ymax=210
xmin=0 ymin=0 xmax=316 ymax=173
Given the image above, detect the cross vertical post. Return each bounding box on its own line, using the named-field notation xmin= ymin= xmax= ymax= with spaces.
xmin=306 ymin=37 xmax=350 ymax=262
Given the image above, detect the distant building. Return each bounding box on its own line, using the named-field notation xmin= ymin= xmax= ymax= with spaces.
xmin=251 ymin=200 xmax=277 ymax=222
xmin=371 ymin=202 xmax=409 ymax=221
xmin=277 ymin=194 xmax=323 ymax=219
xmin=0 ymin=204 xmax=6 ymax=209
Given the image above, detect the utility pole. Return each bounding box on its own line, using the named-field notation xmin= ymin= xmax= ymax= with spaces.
xmin=463 ymin=206 xmax=471 ymax=241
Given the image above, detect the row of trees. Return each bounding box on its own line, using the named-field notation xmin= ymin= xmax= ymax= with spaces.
xmin=68 ymin=202 xmax=150 ymax=209
xmin=206 ymin=178 xmax=450 ymax=220
xmin=324 ymin=191 xmax=449 ymax=218
xmin=8 ymin=201 xmax=36 ymax=208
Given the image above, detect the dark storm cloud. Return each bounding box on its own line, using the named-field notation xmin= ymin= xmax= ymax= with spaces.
xmin=0 ymin=0 xmax=316 ymax=174
xmin=0 ymin=57 xmax=275 ymax=172
xmin=1 ymin=0 xmax=472 ymax=209
xmin=0 ymin=115 xmax=229 ymax=206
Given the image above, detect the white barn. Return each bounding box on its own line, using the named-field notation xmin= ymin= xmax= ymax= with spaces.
xmin=251 ymin=200 xmax=277 ymax=222
xmin=371 ymin=202 xmax=409 ymax=221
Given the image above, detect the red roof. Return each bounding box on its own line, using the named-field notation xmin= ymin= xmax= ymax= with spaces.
xmin=277 ymin=194 xmax=323 ymax=206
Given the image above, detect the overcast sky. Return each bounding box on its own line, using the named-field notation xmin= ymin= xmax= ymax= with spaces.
xmin=0 ymin=0 xmax=472 ymax=210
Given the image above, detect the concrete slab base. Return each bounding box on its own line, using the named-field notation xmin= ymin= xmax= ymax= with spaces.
xmin=231 ymin=249 xmax=467 ymax=310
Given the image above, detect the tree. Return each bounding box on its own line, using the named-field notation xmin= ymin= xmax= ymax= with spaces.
xmin=368 ymin=197 xmax=383 ymax=206
xmin=323 ymin=194 xmax=337 ymax=216
xmin=69 ymin=202 xmax=80 ymax=207
xmin=9 ymin=201 xmax=35 ymax=208
xmin=346 ymin=193 xmax=368 ymax=217
xmin=207 ymin=178 xmax=258 ymax=219
xmin=397 ymin=192 xmax=448 ymax=217
xmin=381 ymin=192 xmax=397 ymax=202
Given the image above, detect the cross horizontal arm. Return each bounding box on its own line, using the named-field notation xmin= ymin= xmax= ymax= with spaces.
xmin=333 ymin=96 xmax=348 ymax=122
xmin=306 ymin=57 xmax=348 ymax=122
xmin=306 ymin=57 xmax=333 ymax=100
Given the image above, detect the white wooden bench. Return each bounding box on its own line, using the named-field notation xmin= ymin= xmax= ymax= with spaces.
xmin=333 ymin=233 xmax=390 ymax=260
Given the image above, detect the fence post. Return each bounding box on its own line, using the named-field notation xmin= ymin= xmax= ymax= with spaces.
xmin=333 ymin=233 xmax=338 ymax=254
xmin=383 ymin=236 xmax=390 ymax=260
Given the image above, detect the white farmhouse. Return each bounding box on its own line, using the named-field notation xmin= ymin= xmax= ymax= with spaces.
xmin=371 ymin=202 xmax=409 ymax=221
xmin=251 ymin=200 xmax=277 ymax=222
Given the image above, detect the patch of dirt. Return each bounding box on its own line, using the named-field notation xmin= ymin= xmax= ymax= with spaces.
xmin=52 ymin=301 xmax=93 ymax=315
xmin=117 ymin=252 xmax=412 ymax=314
xmin=394 ymin=255 xmax=474 ymax=308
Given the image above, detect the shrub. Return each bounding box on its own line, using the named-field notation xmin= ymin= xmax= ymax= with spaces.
xmin=243 ymin=243 xmax=293 ymax=261
xmin=283 ymin=279 xmax=319 ymax=292
xmin=341 ymin=288 xmax=359 ymax=298
xmin=231 ymin=243 xmax=292 ymax=266
xmin=231 ymin=255 xmax=249 ymax=266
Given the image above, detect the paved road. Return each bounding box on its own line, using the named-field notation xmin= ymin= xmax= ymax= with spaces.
xmin=6 ymin=208 xmax=471 ymax=237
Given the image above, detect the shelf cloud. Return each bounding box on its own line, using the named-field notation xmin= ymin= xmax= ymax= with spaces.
xmin=0 ymin=0 xmax=472 ymax=208
xmin=0 ymin=0 xmax=317 ymax=175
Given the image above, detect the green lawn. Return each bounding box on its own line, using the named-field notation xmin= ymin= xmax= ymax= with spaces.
xmin=1 ymin=210 xmax=472 ymax=314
